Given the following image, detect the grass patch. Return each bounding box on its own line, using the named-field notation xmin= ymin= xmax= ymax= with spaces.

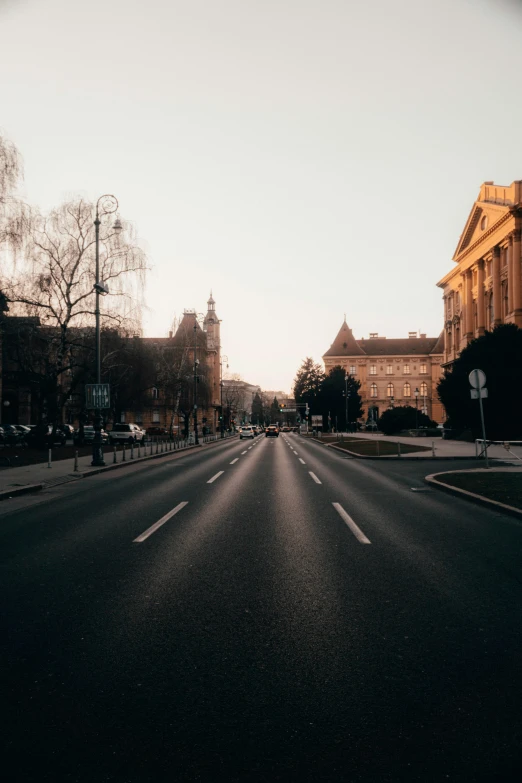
xmin=436 ymin=472 xmax=522 ymax=510
xmin=323 ymin=438 xmax=431 ymax=456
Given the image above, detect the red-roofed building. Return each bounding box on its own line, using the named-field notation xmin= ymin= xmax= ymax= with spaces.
xmin=323 ymin=320 xmax=444 ymax=423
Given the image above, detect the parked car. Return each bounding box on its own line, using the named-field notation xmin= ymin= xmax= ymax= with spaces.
xmin=146 ymin=426 xmax=168 ymax=437
xmin=2 ymin=424 xmax=24 ymax=444
xmin=73 ymin=426 xmax=109 ymax=445
xmin=26 ymin=425 xmax=67 ymax=447
xmin=109 ymin=423 xmax=145 ymax=444
xmin=57 ymin=423 xmax=75 ymax=437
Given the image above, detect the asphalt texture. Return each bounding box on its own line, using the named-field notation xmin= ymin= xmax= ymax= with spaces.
xmin=2 ymin=434 xmax=522 ymax=782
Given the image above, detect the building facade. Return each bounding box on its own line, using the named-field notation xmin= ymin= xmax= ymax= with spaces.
xmin=323 ymin=320 xmax=444 ymax=423
xmin=437 ymin=180 xmax=522 ymax=366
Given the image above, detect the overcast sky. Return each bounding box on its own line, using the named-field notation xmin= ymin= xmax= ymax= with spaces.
xmin=1 ymin=0 xmax=521 ymax=393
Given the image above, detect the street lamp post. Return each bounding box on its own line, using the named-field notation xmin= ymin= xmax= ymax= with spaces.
xmin=192 ymin=312 xmax=205 ymax=446
xmin=389 ymin=395 xmax=395 ymax=409
xmin=344 ymin=374 xmax=348 ymax=433
xmin=414 ymin=387 xmax=419 ymax=431
xmin=220 ymin=354 xmax=229 ymax=438
xmin=91 ymin=194 xmax=121 ymax=467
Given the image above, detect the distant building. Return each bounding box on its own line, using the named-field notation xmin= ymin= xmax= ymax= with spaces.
xmin=323 ymin=320 xmax=444 ymax=423
xmin=437 ymin=180 xmax=522 ymax=366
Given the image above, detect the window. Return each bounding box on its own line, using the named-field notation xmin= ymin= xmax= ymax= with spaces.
xmin=387 ymin=383 xmax=394 ymax=397
xmin=153 ymin=411 xmax=160 ymax=423
xmin=403 ymin=383 xmax=411 ymax=397
xmin=386 ymin=364 xmax=393 ymax=375
xmin=349 ymin=365 xmax=356 ymax=375
xmin=403 ymin=364 xmax=410 ymax=374
xmin=370 ymin=365 xmax=377 ymax=375
xmin=420 ymin=363 xmax=427 ymax=374
xmin=420 ymin=382 xmax=428 ymax=396
xmin=480 ymin=215 xmax=488 ymax=231
xmin=151 ymin=386 xmax=159 ymax=400
xmin=370 ymin=383 xmax=378 ymax=398
xmin=120 ymin=412 xmax=126 ymax=423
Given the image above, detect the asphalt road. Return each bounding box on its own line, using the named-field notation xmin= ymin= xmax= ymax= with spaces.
xmin=2 ymin=434 xmax=522 ymax=782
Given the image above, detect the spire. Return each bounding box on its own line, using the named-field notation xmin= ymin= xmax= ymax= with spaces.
xmin=323 ymin=319 xmax=366 ymax=357
xmin=207 ymin=290 xmax=215 ymax=309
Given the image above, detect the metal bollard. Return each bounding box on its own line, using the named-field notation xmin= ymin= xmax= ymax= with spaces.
xmin=138 ymin=442 xmax=141 ymax=458
xmin=397 ymin=442 xmax=401 ymax=458
xmin=376 ymin=440 xmax=380 ymax=457
xmin=156 ymin=439 xmax=159 ymax=454
xmin=113 ymin=446 xmax=117 ymax=463
xmin=130 ymin=443 xmax=134 ymax=459
xmin=48 ymin=448 xmax=52 ymax=468
xmin=475 ymin=440 xmax=479 ymax=459
xmin=74 ymin=450 xmax=79 ymax=472
xmin=123 ymin=444 xmax=126 ymax=461
xmin=432 ymin=441 xmax=436 ymax=458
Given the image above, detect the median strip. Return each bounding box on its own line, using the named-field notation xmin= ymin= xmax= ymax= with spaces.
xmin=332 ymin=502 xmax=371 ymax=544
xmin=207 ymin=471 xmax=224 ymax=484
xmin=133 ymin=501 xmax=188 ymax=543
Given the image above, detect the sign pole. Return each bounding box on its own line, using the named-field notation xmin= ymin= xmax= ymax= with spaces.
xmin=475 ymin=369 xmax=489 ymax=469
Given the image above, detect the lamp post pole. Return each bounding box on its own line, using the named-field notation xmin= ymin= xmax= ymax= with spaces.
xmin=91 ymin=195 xmax=120 ymax=467
xmin=220 ymin=354 xmax=228 ymax=438
xmin=344 ymin=374 xmax=348 ymax=433
xmin=193 ymin=319 xmax=199 ymax=446
xmin=414 ymin=387 xmax=419 ymax=431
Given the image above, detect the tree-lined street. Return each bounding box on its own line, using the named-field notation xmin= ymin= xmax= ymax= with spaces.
xmin=3 ymin=435 xmax=522 ymax=781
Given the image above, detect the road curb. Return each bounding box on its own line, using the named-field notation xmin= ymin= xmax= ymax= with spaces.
xmin=0 ymin=482 xmax=45 ymax=501
xmin=425 ymin=470 xmax=522 ymax=519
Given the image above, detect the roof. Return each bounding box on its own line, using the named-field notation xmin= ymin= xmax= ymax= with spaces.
xmin=323 ymin=321 xmax=442 ymax=359
xmin=358 ymin=337 xmax=441 ymax=356
xmin=323 ymin=320 xmax=365 ymax=357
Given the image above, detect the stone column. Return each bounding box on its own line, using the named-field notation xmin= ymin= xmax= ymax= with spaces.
xmin=492 ymin=246 xmax=501 ymax=326
xmin=476 ymin=260 xmax=485 ymax=335
xmin=512 ymin=229 xmax=522 ymax=321
xmin=465 ymin=269 xmax=473 ymax=339
xmin=507 ymin=241 xmax=514 ymax=314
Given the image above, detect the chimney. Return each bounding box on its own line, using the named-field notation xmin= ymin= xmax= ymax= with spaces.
xmin=168 ymin=330 xmax=173 ymax=339
xmin=408 ymin=331 xmax=417 ymax=338
xmin=420 ymin=333 xmax=426 ymax=339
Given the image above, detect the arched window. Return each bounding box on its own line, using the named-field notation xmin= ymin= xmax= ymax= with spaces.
xmin=403 ymin=383 xmax=411 ymax=397
xmin=370 ymin=383 xmax=378 ymax=398
xmin=151 ymin=386 xmax=159 ymax=400
xmin=420 ymin=382 xmax=428 ymax=396
xmin=387 ymin=383 xmax=394 ymax=397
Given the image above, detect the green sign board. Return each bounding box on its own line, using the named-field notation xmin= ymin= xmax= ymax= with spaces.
xmin=85 ymin=383 xmax=110 ymax=410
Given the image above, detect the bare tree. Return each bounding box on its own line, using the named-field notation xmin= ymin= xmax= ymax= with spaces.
xmin=2 ymin=197 xmax=149 ymax=424
xmin=0 ymin=130 xmax=31 ymax=260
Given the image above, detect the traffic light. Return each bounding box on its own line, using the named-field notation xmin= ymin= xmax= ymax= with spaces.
xmin=279 ymin=403 xmax=286 ymax=412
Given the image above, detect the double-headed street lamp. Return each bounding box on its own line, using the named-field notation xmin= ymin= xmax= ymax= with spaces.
xmin=92 ymin=194 xmax=122 ymax=467
xmin=220 ymin=354 xmax=229 ymax=438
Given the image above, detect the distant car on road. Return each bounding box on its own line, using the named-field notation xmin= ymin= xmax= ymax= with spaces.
xmin=265 ymin=425 xmax=279 ymax=438
xmin=240 ymin=426 xmax=255 ymax=440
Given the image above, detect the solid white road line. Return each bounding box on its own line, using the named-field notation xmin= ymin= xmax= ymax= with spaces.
xmin=332 ymin=502 xmax=371 ymax=544
xmin=230 ymin=458 xmax=239 ymax=464
xmin=299 ymin=458 xmax=306 ymax=464
xmin=207 ymin=471 xmax=224 ymax=484
xmin=309 ymin=471 xmax=322 ymax=484
xmin=133 ymin=502 xmax=188 ymax=543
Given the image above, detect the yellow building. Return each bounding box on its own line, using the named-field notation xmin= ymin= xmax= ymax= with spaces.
xmin=437 ymin=180 xmax=522 ymax=366
xmin=323 ymin=320 xmax=444 ymax=423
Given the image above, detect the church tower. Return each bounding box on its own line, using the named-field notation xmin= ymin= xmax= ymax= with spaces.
xmin=203 ymin=292 xmax=221 ymax=410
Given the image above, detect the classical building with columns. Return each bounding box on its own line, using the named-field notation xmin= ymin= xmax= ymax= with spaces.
xmin=437 ymin=180 xmax=522 ymax=366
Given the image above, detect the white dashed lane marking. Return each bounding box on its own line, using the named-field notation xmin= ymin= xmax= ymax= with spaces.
xmin=133 ymin=502 xmax=189 ymax=543
xmin=332 ymin=502 xmax=371 ymax=544
xmin=309 ymin=472 xmax=322 ymax=484
xmin=207 ymin=471 xmax=224 ymax=484
xmin=230 ymin=458 xmax=239 ymax=464
xmin=299 ymin=458 xmax=306 ymax=464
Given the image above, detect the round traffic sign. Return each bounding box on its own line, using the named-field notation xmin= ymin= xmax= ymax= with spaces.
xmin=469 ymin=369 xmax=486 ymax=389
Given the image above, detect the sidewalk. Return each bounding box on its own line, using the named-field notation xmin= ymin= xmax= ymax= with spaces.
xmin=324 ymin=432 xmax=522 ymax=462
xmin=0 ymin=435 xmax=236 ymax=498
